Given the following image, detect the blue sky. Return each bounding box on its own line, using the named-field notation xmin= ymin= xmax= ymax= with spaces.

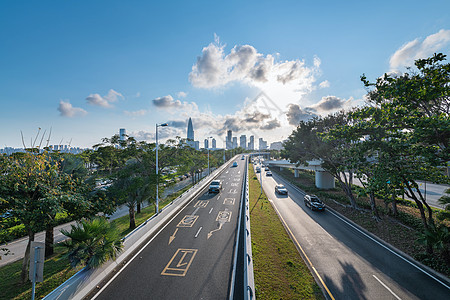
xmin=1 ymin=0 xmax=449 ymax=148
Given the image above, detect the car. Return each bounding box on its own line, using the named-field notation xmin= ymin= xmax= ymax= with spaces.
xmin=304 ymin=194 xmax=326 ymax=211
xmin=266 ymin=171 xmax=272 ymax=176
xmin=275 ymin=184 xmax=288 ymax=195
xmin=232 ymin=162 xmax=238 ymax=167
xmin=256 ymin=166 xmax=261 ymax=173
xmin=241 ymin=155 xmax=245 ymax=160
xmin=208 ymin=180 xmax=222 ymax=193
xmin=264 ymin=166 xmax=269 ymax=171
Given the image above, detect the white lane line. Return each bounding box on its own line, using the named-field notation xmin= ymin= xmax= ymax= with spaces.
xmin=373 ymin=275 xmax=402 ymax=300
xmin=195 ymin=227 xmax=203 ymax=238
xmin=209 ymin=208 xmax=213 ymax=214
xmin=326 ymin=209 xmax=450 ymax=290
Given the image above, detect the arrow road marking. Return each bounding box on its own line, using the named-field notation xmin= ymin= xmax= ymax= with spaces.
xmin=207 ymin=223 xmax=223 ymax=239
xmin=169 ymin=228 xmax=178 ymax=245
xmin=176 ymin=251 xmax=190 ymax=267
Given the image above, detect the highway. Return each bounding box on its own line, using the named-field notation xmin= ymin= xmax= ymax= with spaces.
xmin=91 ymin=158 xmax=246 ymax=299
xmin=257 ymin=164 xmax=450 ymax=300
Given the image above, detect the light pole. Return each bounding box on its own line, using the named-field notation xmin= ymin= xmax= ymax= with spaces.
xmin=207 ymin=136 xmax=213 ymax=175
xmin=156 ymin=122 xmax=168 ymax=214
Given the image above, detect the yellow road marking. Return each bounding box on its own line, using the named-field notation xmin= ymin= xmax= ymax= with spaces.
xmin=207 ymin=223 xmax=223 ymax=239
xmin=271 ymin=204 xmax=335 ymax=300
xmin=168 ymin=228 xmax=178 ymax=245
xmin=194 ymin=200 xmax=209 ymax=208
xmin=177 ymin=215 xmax=199 ymax=228
xmin=223 ymin=198 xmax=235 ymax=205
xmin=161 ymin=249 xmax=198 ymax=277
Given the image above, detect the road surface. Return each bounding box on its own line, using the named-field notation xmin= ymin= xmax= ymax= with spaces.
xmin=258 ymin=165 xmax=450 ymax=300
xmin=91 ymin=159 xmax=245 ymax=299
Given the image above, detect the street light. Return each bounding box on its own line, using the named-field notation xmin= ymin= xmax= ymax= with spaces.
xmin=207 ymin=136 xmax=213 ymax=176
xmin=156 ymin=122 xmax=168 ymax=214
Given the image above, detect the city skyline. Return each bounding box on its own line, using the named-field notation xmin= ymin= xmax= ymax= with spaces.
xmin=1 ymin=1 xmax=450 ymax=148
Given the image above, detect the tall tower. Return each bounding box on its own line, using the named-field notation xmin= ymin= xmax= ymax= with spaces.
xmin=187 ymin=118 xmax=195 ymax=148
xmin=119 ymin=128 xmax=126 ymax=141
xmin=226 ymin=130 xmax=232 ymax=149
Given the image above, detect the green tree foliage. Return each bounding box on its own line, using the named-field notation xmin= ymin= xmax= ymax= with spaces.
xmin=0 ymin=151 xmax=84 ymax=282
xmin=59 ymin=217 xmax=123 ymax=268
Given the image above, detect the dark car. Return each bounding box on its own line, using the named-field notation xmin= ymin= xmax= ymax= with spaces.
xmin=304 ymin=194 xmax=325 ymax=211
xmin=275 ymin=184 xmax=288 ymax=195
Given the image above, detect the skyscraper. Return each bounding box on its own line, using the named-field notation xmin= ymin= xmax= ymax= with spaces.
xmin=187 ymin=118 xmax=195 ymax=148
xmin=240 ymin=135 xmax=247 ymax=149
xmin=212 ymin=138 xmax=216 ymax=149
xmin=119 ymin=128 xmax=126 ymax=141
xmin=204 ymin=138 xmax=209 ymax=149
xmin=259 ymin=138 xmax=267 ymax=150
xmin=232 ymin=137 xmax=237 ymax=149
xmin=248 ymin=135 xmax=255 ymax=150
xmin=226 ymin=130 xmax=232 ymax=149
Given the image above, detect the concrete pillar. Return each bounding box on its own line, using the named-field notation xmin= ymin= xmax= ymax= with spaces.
xmin=315 ymin=171 xmax=335 ymax=189
xmin=294 ymin=169 xmax=299 ymax=178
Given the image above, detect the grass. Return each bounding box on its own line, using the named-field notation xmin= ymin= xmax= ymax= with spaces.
xmin=273 ymin=167 xmax=450 ymax=277
xmin=248 ymin=164 xmax=324 ymax=299
xmin=0 ymin=183 xmax=194 ymax=300
xmin=0 ymin=247 xmax=82 ymax=300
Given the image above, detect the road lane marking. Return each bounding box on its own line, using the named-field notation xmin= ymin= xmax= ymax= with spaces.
xmin=161 ymin=249 xmax=198 ymax=276
xmin=229 ymin=189 xmax=237 ymax=194
xmin=177 ymin=215 xmax=199 ymax=227
xmin=195 ymin=227 xmax=202 ymax=238
xmin=208 ymin=209 xmax=232 ymax=239
xmin=270 ymin=203 xmax=335 ymax=300
xmin=194 ymin=200 xmax=209 ymax=208
xmin=169 ymin=228 xmax=178 ymax=245
xmin=372 ymin=275 xmax=402 ymax=300
xmin=231 ymin=183 xmax=238 ymax=186
xmin=326 ymin=209 xmax=450 ymax=290
xmin=209 ymin=208 xmax=213 ymax=214
xmin=223 ymin=198 xmax=235 ymax=205
xmin=207 ymin=223 xmax=223 ymax=239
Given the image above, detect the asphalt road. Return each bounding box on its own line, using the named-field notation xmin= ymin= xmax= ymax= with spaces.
xmin=258 ymin=165 xmax=450 ymax=300
xmin=92 ymin=158 xmax=246 ymax=300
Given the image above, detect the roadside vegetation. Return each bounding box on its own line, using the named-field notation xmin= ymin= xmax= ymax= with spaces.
xmin=249 ymin=164 xmax=324 ymax=299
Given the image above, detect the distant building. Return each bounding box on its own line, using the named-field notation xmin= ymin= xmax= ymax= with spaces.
xmin=270 ymin=141 xmax=283 ymax=151
xmin=232 ymin=137 xmax=238 ymax=149
xmin=248 ymin=136 xmax=255 ymax=150
xmin=226 ymin=130 xmax=232 ymax=149
xmin=187 ymin=118 xmax=195 ymax=148
xmin=194 ymin=141 xmax=200 ymax=150
xmin=204 ymin=138 xmax=209 ymax=149
xmin=259 ymin=138 xmax=267 ymax=150
xmin=119 ymin=128 xmax=126 ymax=141
xmin=212 ymin=138 xmax=217 ymax=149
xmin=240 ymin=135 xmax=247 ymax=150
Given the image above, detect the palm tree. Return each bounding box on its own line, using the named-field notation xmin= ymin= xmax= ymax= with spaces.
xmin=59 ymin=217 xmax=123 ymax=268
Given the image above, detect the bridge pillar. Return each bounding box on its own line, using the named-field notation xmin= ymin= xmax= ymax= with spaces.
xmin=315 ymin=171 xmax=335 ymax=189
xmin=294 ymin=169 xmax=299 ymax=178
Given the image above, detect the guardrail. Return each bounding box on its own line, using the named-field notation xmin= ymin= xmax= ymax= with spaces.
xmin=44 ymin=159 xmax=235 ymax=300
xmin=229 ymin=157 xmax=255 ymax=299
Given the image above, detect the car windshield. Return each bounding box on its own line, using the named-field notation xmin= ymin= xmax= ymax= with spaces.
xmin=211 ymin=181 xmax=220 ymax=185
xmin=278 ymin=185 xmax=285 ymax=189
xmin=311 ymin=197 xmax=321 ymax=203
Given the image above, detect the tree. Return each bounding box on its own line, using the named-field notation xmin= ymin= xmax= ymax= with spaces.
xmin=282 ymin=112 xmax=359 ymax=208
xmin=0 ymin=151 xmax=82 ymax=282
xmin=59 ymin=217 xmax=123 ymax=268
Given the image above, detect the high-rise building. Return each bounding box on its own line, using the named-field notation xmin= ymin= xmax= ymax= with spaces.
xmin=232 ymin=137 xmax=238 ymax=149
xmin=226 ymin=130 xmax=232 ymax=149
xmin=194 ymin=141 xmax=200 ymax=150
xmin=119 ymin=128 xmax=126 ymax=141
xmin=204 ymin=139 xmax=209 ymax=149
xmin=259 ymin=138 xmax=267 ymax=150
xmin=212 ymin=138 xmax=216 ymax=149
xmin=187 ymin=118 xmax=195 ymax=148
xmin=248 ymin=135 xmax=255 ymax=150
xmin=240 ymin=135 xmax=247 ymax=149
xmin=270 ymin=141 xmax=283 ymax=150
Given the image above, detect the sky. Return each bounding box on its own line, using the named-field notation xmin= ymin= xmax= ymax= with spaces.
xmin=1 ymin=0 xmax=450 ymax=149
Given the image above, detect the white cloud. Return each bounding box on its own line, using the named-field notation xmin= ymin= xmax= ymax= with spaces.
xmin=124 ymin=109 xmax=147 ymax=117
xmin=152 ymin=95 xmax=199 ymax=113
xmin=389 ymin=29 xmax=450 ymax=69
xmin=189 ymin=38 xmax=320 ymax=96
xmin=308 ymin=95 xmax=353 ymax=113
xmin=57 ymin=100 xmax=87 ymax=117
xmin=319 ymin=80 xmax=330 ymax=88
xmin=177 ymin=91 xmax=187 ymax=98
xmin=86 ymin=89 xmax=124 ymax=108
